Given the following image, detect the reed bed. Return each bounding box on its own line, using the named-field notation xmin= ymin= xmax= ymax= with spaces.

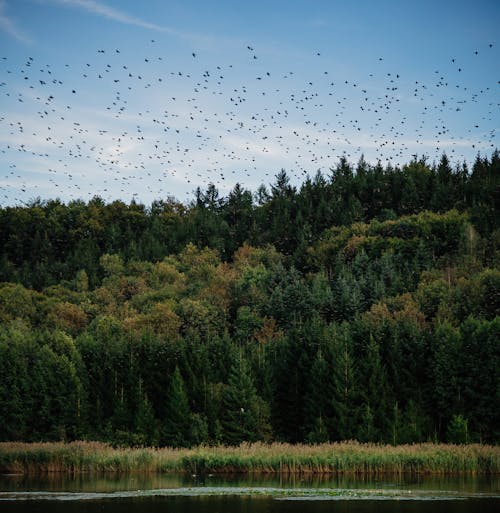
xmin=0 ymin=441 xmax=498 ymax=475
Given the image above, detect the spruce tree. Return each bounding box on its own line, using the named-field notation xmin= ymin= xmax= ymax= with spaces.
xmin=135 ymin=393 xmax=159 ymax=446
xmin=221 ymin=354 xmax=271 ymax=444
xmin=360 ymin=334 xmax=391 ymax=441
xmin=162 ymin=366 xmax=191 ymax=447
xmin=329 ymin=323 xmax=358 ymax=440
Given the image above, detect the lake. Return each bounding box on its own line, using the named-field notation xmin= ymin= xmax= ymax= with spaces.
xmin=1 ymin=473 xmax=499 ymax=512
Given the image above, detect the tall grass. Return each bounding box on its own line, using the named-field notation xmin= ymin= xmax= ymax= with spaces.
xmin=0 ymin=441 xmax=498 ymax=475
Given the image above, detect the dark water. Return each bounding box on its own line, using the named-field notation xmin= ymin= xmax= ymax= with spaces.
xmin=1 ymin=473 xmax=499 ymax=512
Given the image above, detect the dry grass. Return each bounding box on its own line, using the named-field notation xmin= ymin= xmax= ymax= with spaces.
xmin=0 ymin=441 xmax=498 ymax=475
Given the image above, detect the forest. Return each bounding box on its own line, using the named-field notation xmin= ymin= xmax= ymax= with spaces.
xmin=0 ymin=151 xmax=498 ymax=447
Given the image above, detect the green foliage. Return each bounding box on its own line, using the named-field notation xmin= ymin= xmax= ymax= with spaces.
xmin=306 ymin=416 xmax=329 ymax=444
xmin=221 ymin=355 xmax=271 ymax=445
xmin=0 ymin=151 xmax=498 ymax=445
xmin=447 ymin=414 xmax=469 ymax=444
xmin=357 ymin=404 xmax=376 ymax=443
xmin=135 ymin=393 xmax=159 ymax=447
xmin=162 ymin=367 xmax=191 ymax=447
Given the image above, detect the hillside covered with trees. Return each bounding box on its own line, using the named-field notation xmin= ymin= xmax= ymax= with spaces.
xmin=0 ymin=152 xmax=498 ymax=446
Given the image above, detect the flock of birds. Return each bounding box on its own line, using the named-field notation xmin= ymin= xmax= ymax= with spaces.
xmin=0 ymin=38 xmax=498 ymax=205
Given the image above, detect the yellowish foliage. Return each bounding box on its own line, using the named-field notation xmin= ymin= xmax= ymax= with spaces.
xmin=364 ymin=294 xmax=426 ymax=328
xmin=48 ymin=301 xmax=88 ymax=334
xmin=255 ymin=317 xmax=284 ymax=344
xmin=197 ymin=262 xmax=236 ymax=312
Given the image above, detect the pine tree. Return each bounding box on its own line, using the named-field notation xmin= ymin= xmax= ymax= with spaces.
xmin=431 ymin=323 xmax=461 ymax=438
xmin=360 ymin=334 xmax=391 ymax=441
xmin=272 ymin=327 xmax=311 ymax=442
xmin=221 ymin=354 xmax=271 ymax=444
xmin=357 ymin=404 xmax=376 ymax=442
xmin=329 ymin=323 xmax=358 ymax=440
xmin=304 ymin=348 xmax=331 ymax=440
xmin=135 ymin=392 xmax=159 ymax=446
xmin=162 ymin=366 xmax=191 ymax=447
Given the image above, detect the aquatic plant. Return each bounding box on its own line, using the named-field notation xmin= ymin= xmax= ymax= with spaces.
xmin=0 ymin=441 xmax=498 ymax=475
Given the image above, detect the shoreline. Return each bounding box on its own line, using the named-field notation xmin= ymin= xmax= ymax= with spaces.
xmin=1 ymin=441 xmax=499 ymax=475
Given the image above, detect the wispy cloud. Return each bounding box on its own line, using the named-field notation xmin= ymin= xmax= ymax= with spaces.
xmin=47 ymin=0 xmax=249 ymax=49
xmin=49 ymin=0 xmax=175 ymax=34
xmin=0 ymin=0 xmax=31 ymax=43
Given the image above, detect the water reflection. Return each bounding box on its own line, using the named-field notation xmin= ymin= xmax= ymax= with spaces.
xmin=1 ymin=472 xmax=498 ymax=494
xmin=0 ymin=474 xmax=499 ymax=513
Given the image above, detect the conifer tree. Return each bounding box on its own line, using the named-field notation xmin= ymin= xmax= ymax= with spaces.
xmin=135 ymin=391 xmax=159 ymax=446
xmin=329 ymin=323 xmax=358 ymax=440
xmin=162 ymin=366 xmax=191 ymax=447
xmin=221 ymin=354 xmax=271 ymax=444
xmin=360 ymin=334 xmax=391 ymax=441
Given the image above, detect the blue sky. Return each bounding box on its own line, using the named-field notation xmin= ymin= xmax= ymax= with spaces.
xmin=0 ymin=0 xmax=498 ymax=205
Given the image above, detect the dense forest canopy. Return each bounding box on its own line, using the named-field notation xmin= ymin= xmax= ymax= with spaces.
xmin=0 ymin=151 xmax=498 ymax=446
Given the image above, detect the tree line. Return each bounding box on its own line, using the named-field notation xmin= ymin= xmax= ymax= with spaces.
xmin=0 ymin=151 xmax=498 ymax=446
xmin=0 ymin=152 xmax=497 ymax=290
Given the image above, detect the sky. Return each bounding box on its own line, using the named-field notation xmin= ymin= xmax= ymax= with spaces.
xmin=0 ymin=0 xmax=498 ymax=206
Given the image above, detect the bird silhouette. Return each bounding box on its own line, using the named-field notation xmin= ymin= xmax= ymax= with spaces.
xmin=0 ymin=38 xmax=497 ymax=205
